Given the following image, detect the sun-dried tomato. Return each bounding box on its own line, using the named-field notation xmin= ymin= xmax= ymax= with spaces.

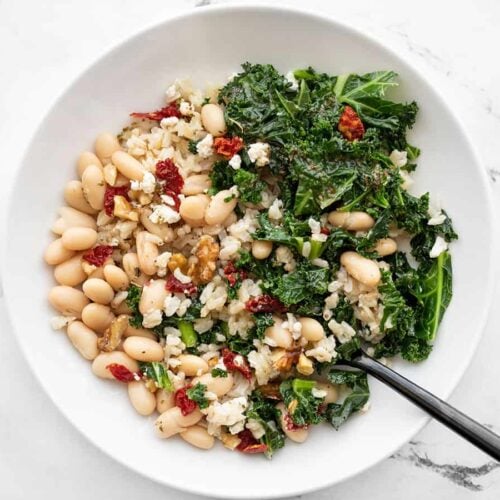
xmin=82 ymin=245 xmax=114 ymax=266
xmin=130 ymin=103 xmax=181 ymax=121
xmin=283 ymin=412 xmax=308 ymax=432
xmin=223 ymin=261 xmax=247 ymax=287
xmin=221 ymin=348 xmax=253 ymax=381
xmin=213 ymin=136 xmax=244 ymax=159
xmin=103 ymin=185 xmax=130 ymax=216
xmin=245 ymin=295 xmax=287 ymax=314
xmin=174 ymin=386 xmax=198 ymax=416
xmin=165 ymin=274 xmax=197 ymax=296
xmin=236 ymin=429 xmax=267 ymax=454
xmin=338 ymin=105 xmax=365 ymax=141
xmin=162 ymin=190 xmax=181 ymax=211
xmin=320 ymin=227 xmax=330 ymax=236
xmin=155 ymin=159 xmax=184 ymax=194
xmin=106 ymin=363 xmax=138 ymax=382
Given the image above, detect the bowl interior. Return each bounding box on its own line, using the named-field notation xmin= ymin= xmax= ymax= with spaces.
xmin=3 ymin=5 xmax=494 ymax=499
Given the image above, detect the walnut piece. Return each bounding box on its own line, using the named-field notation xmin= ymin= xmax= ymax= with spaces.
xmin=188 ymin=235 xmax=219 ymax=285
xmin=167 ymin=253 xmax=188 ymax=274
xmin=97 ymin=314 xmax=129 ymax=352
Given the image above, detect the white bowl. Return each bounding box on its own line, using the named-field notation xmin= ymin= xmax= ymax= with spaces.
xmin=3 ymin=4 xmax=495 ymax=499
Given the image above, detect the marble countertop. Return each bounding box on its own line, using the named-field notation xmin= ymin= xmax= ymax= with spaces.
xmin=1 ymin=0 xmax=499 ymax=498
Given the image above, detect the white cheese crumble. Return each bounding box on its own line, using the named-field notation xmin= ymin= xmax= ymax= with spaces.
xmin=306 ymin=335 xmax=337 ymax=363
xmin=206 ymin=397 xmax=248 ymax=435
xmin=196 ymin=134 xmax=214 ymax=158
xmin=50 ymin=316 xmax=75 ymax=330
xmin=285 ymin=71 xmax=299 ymax=91
xmin=149 ymin=204 xmax=181 ymax=224
xmin=130 ymin=171 xmax=156 ymax=194
xmin=155 ymin=251 xmax=172 ymax=277
xmin=164 ymin=295 xmax=181 ymax=317
xmin=142 ymin=309 xmax=163 ymax=328
xmin=308 ymin=217 xmax=321 ymax=234
xmin=246 ymin=418 xmax=266 ymax=439
xmin=165 ymin=83 xmax=181 ymax=103
xmin=428 ymin=200 xmax=447 ymax=226
xmin=311 ymin=387 xmax=327 ymax=399
xmin=228 ymin=154 xmax=242 ymax=170
xmin=328 ymin=319 xmax=356 ymax=344
xmin=247 ymin=142 xmax=270 ymax=166
xmin=389 ymin=149 xmax=408 ymax=168
xmin=268 ymin=198 xmax=283 ymax=220
xmin=429 ymin=236 xmax=448 ymax=258
xmin=179 ymin=101 xmax=194 ymax=116
xmin=160 ymin=116 xmax=179 ymax=128
xmin=174 ymin=267 xmax=192 ymax=284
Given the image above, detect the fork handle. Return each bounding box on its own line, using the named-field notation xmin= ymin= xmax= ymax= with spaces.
xmin=347 ymin=355 xmax=500 ymax=461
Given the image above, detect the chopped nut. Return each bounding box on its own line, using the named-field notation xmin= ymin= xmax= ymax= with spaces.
xmin=168 ymin=253 xmax=189 ymax=274
xmin=97 ymin=314 xmax=129 ymax=352
xmin=138 ymin=192 xmax=153 ymax=206
xmin=221 ymin=431 xmax=241 ymax=450
xmin=144 ymin=379 xmax=157 ymax=393
xmin=188 ymin=235 xmax=219 ymax=285
xmin=81 ymin=260 xmax=98 ymax=276
xmin=103 ymin=164 xmax=117 ymax=186
xmin=271 ymin=348 xmax=300 ymax=372
xmin=297 ymin=353 xmax=314 ymax=376
xmin=113 ymin=195 xmax=139 ymax=221
xmin=287 ymin=399 xmax=298 ymax=415
xmin=258 ymin=383 xmax=282 ymax=400
xmin=208 ymin=356 xmax=219 ymax=368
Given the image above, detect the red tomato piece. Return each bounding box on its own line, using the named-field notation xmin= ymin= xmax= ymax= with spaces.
xmin=82 ymin=245 xmax=114 ymax=267
xmin=338 ymin=105 xmax=365 ymax=141
xmin=245 ymin=295 xmax=287 ymax=314
xmin=213 ymin=136 xmax=244 ymax=159
xmin=130 ymin=104 xmax=181 ymax=121
xmin=106 ymin=363 xmax=138 ymax=382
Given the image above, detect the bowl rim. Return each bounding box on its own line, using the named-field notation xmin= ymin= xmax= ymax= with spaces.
xmin=2 ymin=3 xmax=497 ymax=498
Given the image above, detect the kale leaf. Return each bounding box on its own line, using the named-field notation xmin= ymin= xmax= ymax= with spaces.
xmin=186 ymin=383 xmax=209 ymax=409
xmin=140 ymin=362 xmax=173 ymax=392
xmin=279 ymin=379 xmax=325 ymax=426
xmin=126 ymin=284 xmax=143 ymax=328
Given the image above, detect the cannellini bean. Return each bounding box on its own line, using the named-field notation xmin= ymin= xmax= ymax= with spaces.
xmin=54 ymin=254 xmax=87 ymax=286
xmin=124 ymin=323 xmax=158 ymax=340
xmin=180 ymin=425 xmax=215 ymax=450
xmin=140 ymin=209 xmax=174 ymax=241
xmin=112 ymin=151 xmax=144 ymax=181
xmin=155 ymin=407 xmax=203 ymax=438
xmin=86 ymin=262 xmax=109 ymax=280
xmin=112 ymin=301 xmax=131 ymax=315
xmin=277 ymin=403 xmax=309 ymax=443
xmin=373 ymin=238 xmax=397 ymax=257
xmin=180 ymin=194 xmax=210 ymax=227
xmin=200 ymin=103 xmax=226 ymax=137
xmin=136 ymin=231 xmax=159 ymax=276
xmin=64 ymin=180 xmax=98 ymax=215
xmin=123 ymin=336 xmax=164 ymax=362
xmin=182 ymin=174 xmax=211 ymax=195
xmin=156 ymin=389 xmax=175 ymax=413
xmin=252 ymin=240 xmax=273 ymax=260
xmin=95 ymin=132 xmax=121 ymax=164
xmin=67 ymin=321 xmax=99 ymax=360
xmin=48 ymin=286 xmax=89 ymax=317
xmin=128 ymin=381 xmax=157 ymax=416
xmin=103 ymin=264 xmax=130 ymax=291
xmin=44 ymin=238 xmax=75 ymax=266
xmin=204 ymin=190 xmax=237 ymax=225
xmin=77 ymin=151 xmax=103 ymax=177
xmin=264 ymin=318 xmax=293 ymax=349
xmin=177 ymin=354 xmax=209 ymax=377
xmin=298 ymin=317 xmax=325 ymax=342
xmin=122 ymin=252 xmax=148 ymax=285
xmin=82 ymin=165 xmax=105 ymax=210
xmin=81 ymin=303 xmax=115 ymax=333
xmin=192 ymin=372 xmax=234 ymax=397
xmin=82 ymin=278 xmax=115 ymax=305
xmin=328 ymin=211 xmax=375 ymax=231
xmin=340 ymin=251 xmax=381 ymax=287
xmin=91 ymin=351 xmax=139 ymax=379
xmin=315 ymin=382 xmax=339 ymax=404
xmin=222 ymin=211 xmax=238 ymax=228
xmin=61 ymin=227 xmax=97 ymax=251
xmin=51 ymin=206 xmax=97 ymax=235
xmin=139 ymin=279 xmax=167 ymax=315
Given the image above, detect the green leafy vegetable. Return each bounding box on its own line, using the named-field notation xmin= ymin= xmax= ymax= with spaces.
xmin=279 ymin=379 xmax=325 ymax=426
xmin=140 ymin=362 xmax=173 ymax=392
xmin=126 ymin=284 xmax=143 ymax=329
xmin=178 ymin=320 xmax=198 ymax=348
xmin=211 ymin=368 xmax=228 ymax=378
xmin=186 ymin=383 xmax=209 ymax=409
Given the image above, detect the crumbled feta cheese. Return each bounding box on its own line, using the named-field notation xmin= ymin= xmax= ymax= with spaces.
xmin=275 ymin=245 xmax=296 ymax=272
xmin=155 ymin=251 xmax=172 ymax=277
xmin=142 ymin=309 xmax=163 ymax=328
xmin=429 ymin=236 xmax=448 ymax=258
xmin=160 ymin=194 xmax=177 ymax=206
xmin=268 ymin=198 xmax=283 ymax=220
xmin=160 ymin=116 xmax=179 ymax=128
xmin=176 ymin=298 xmax=192 ymax=317
xmin=194 ymin=318 xmax=214 ymax=333
xmin=328 ymin=319 xmax=356 ymax=344
xmin=196 ymin=134 xmax=214 ymax=158
xmin=428 ymin=200 xmax=447 ymax=226
xmin=246 ymin=418 xmax=266 ymax=439
xmin=311 ymin=232 xmax=328 ymax=243
xmin=285 ymin=71 xmax=299 ymax=91
xmin=389 ymin=150 xmax=408 ymax=168
xmin=179 ymin=101 xmax=194 ymax=116
xmin=308 ymin=217 xmax=321 ymax=234
xmin=130 ymin=171 xmax=156 ymax=194
xmin=399 ymin=170 xmax=414 ymax=191
xmin=206 ymin=397 xmax=248 ymax=435
xmin=164 ymin=295 xmax=181 ymax=317
xmin=173 ymin=267 xmax=191 ymax=284
xmin=165 ymin=83 xmax=181 ymax=103
xmin=149 ymin=204 xmax=181 ymax=224
xmin=311 ymin=388 xmax=327 ymax=399
xmin=50 ymin=316 xmax=75 ymax=330
xmin=306 ymin=335 xmax=337 ymax=362
xmin=247 ymin=142 xmax=270 ymax=166
xmin=229 ymin=185 xmax=239 ymax=198
xmin=228 ymin=154 xmax=242 ymax=170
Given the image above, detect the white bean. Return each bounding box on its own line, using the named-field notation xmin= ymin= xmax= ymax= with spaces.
xmin=252 ymin=240 xmax=273 ymax=260
xmin=122 ymin=253 xmax=148 ymax=285
xmin=298 ymin=317 xmax=325 ymax=342
xmin=177 ymin=354 xmax=209 ymax=377
xmin=192 ymin=372 xmax=234 ymax=397
xmin=54 ymin=254 xmax=87 ymax=286
xmin=139 ymin=279 xmax=167 ymax=315
xmin=340 ymin=251 xmax=381 ymax=287
xmin=140 ymin=209 xmax=174 ymax=241
xmin=112 ymin=151 xmax=145 ymax=181
xmin=328 ymin=211 xmax=375 ymax=231
xmin=95 ymin=132 xmax=121 ymax=164
xmin=103 ymin=264 xmax=130 ymax=291
xmin=180 ymin=195 xmax=210 ymax=227
xmin=155 ymin=407 xmax=203 ymax=438
xmin=373 ymin=238 xmax=397 ymax=257
xmin=180 ymin=425 xmax=215 ymax=450
xmin=91 ymin=351 xmax=139 ymax=379
xmin=156 ymin=389 xmax=175 ymax=413
xmin=51 ymin=206 xmax=97 ymax=235
xmin=136 ymin=232 xmax=159 ymax=276
xmin=44 ymin=238 xmax=75 ymax=265
xmin=77 ymin=151 xmax=103 ymax=177
xmin=200 ymin=103 xmax=227 ymax=137
xmin=49 ymin=286 xmax=89 ymax=317
xmin=204 ymin=190 xmax=237 ymax=225
xmin=82 ymin=278 xmax=115 ymax=305
xmin=315 ymin=382 xmax=339 ymax=404
xmin=82 ymin=165 xmax=105 ymax=210
xmin=182 ymin=174 xmax=211 ymax=196
xmin=128 ymin=381 xmax=157 ymax=416
xmin=67 ymin=321 xmax=99 ymax=360
xmin=61 ymin=227 xmax=97 ymax=251
xmin=123 ymin=336 xmax=164 ymax=362
xmin=64 ymin=180 xmax=98 ymax=215
xmin=81 ymin=303 xmax=115 ymax=333
xmin=264 ymin=318 xmax=293 ymax=349
xmin=124 ymin=324 xmax=158 ymax=340
xmin=277 ymin=403 xmax=309 ymax=443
